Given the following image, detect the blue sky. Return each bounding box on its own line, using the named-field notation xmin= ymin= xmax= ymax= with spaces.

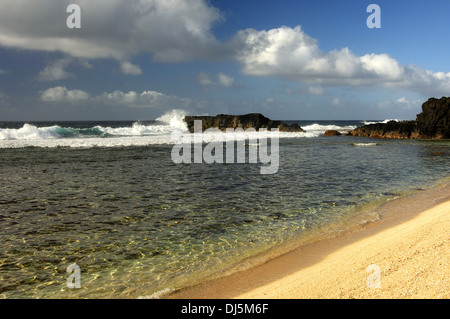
xmin=0 ymin=0 xmax=449 ymax=121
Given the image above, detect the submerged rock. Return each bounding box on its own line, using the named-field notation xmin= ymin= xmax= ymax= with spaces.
xmin=324 ymin=130 xmax=342 ymax=137
xmin=183 ymin=113 xmax=305 ymax=133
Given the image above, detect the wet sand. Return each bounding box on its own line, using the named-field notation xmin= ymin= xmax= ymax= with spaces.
xmin=167 ymin=182 xmax=449 ymax=299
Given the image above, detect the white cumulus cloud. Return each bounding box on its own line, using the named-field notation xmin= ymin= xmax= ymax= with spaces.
xmin=120 ymin=61 xmax=143 ymax=76
xmin=197 ymin=72 xmax=235 ymax=87
xmin=93 ymin=89 xmax=191 ymax=109
xmin=40 ymin=86 xmax=193 ymax=109
xmin=308 ymin=86 xmax=324 ymax=95
xmin=39 ymin=86 xmax=212 ymax=118
xmin=232 ymin=25 xmax=450 ymax=95
xmin=37 ymin=58 xmax=74 ymax=82
xmin=2 ymin=1 xmax=450 ymax=98
xmin=41 ymin=86 xmax=89 ymax=102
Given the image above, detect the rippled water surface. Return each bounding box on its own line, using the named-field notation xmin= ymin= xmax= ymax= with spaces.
xmin=0 ymin=120 xmax=449 ymax=298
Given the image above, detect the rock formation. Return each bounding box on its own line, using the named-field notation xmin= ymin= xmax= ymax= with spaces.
xmin=324 ymin=130 xmax=342 ymax=137
xmin=347 ymin=97 xmax=450 ymax=139
xmin=183 ymin=113 xmax=305 ymax=133
xmin=416 ymin=97 xmax=450 ymax=139
xmin=347 ymin=121 xmax=419 ymax=139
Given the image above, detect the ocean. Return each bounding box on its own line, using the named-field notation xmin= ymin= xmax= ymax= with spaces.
xmin=0 ymin=110 xmax=449 ymax=298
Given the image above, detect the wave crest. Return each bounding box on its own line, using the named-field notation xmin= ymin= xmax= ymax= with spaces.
xmin=362 ymin=119 xmax=399 ymax=125
xmin=156 ymin=109 xmax=188 ymax=130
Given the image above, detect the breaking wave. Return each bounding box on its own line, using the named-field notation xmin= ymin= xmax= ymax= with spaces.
xmin=0 ymin=111 xmax=360 ymax=148
xmin=362 ymin=119 xmax=400 ymax=125
xmin=301 ymin=123 xmax=357 ymax=137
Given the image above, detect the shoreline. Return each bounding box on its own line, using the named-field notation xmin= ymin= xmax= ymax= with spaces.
xmin=166 ymin=181 xmax=450 ymax=299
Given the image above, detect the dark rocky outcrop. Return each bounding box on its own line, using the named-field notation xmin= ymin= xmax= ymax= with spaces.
xmin=277 ymin=122 xmax=305 ymax=132
xmin=347 ymin=120 xmax=419 ymax=139
xmin=347 ymin=97 xmax=450 ymax=139
xmin=183 ymin=113 xmax=305 ymax=133
xmin=416 ymin=97 xmax=450 ymax=139
xmin=324 ymin=130 xmax=342 ymax=137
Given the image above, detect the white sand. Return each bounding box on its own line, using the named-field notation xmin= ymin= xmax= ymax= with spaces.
xmin=168 ymin=185 xmax=449 ymax=299
xmin=236 ymin=200 xmax=449 ymax=299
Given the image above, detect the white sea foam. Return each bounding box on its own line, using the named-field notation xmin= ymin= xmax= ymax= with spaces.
xmin=301 ymin=123 xmax=357 ymax=137
xmin=362 ymin=119 xmax=399 ymax=125
xmin=97 ymin=122 xmax=174 ymax=136
xmin=137 ymin=287 xmax=174 ymax=299
xmin=0 ymin=136 xmax=172 ymax=148
xmin=0 ymin=111 xmax=359 ymax=148
xmin=0 ymin=124 xmax=62 ymax=140
xmin=156 ymin=109 xmax=188 ymax=130
xmin=352 ymin=143 xmax=378 ymax=147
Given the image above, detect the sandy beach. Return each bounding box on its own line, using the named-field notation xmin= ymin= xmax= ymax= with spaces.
xmin=168 ymin=183 xmax=449 ymax=299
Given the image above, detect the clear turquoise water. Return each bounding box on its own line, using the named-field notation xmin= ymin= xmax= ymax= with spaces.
xmin=0 ymin=121 xmax=449 ymax=298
